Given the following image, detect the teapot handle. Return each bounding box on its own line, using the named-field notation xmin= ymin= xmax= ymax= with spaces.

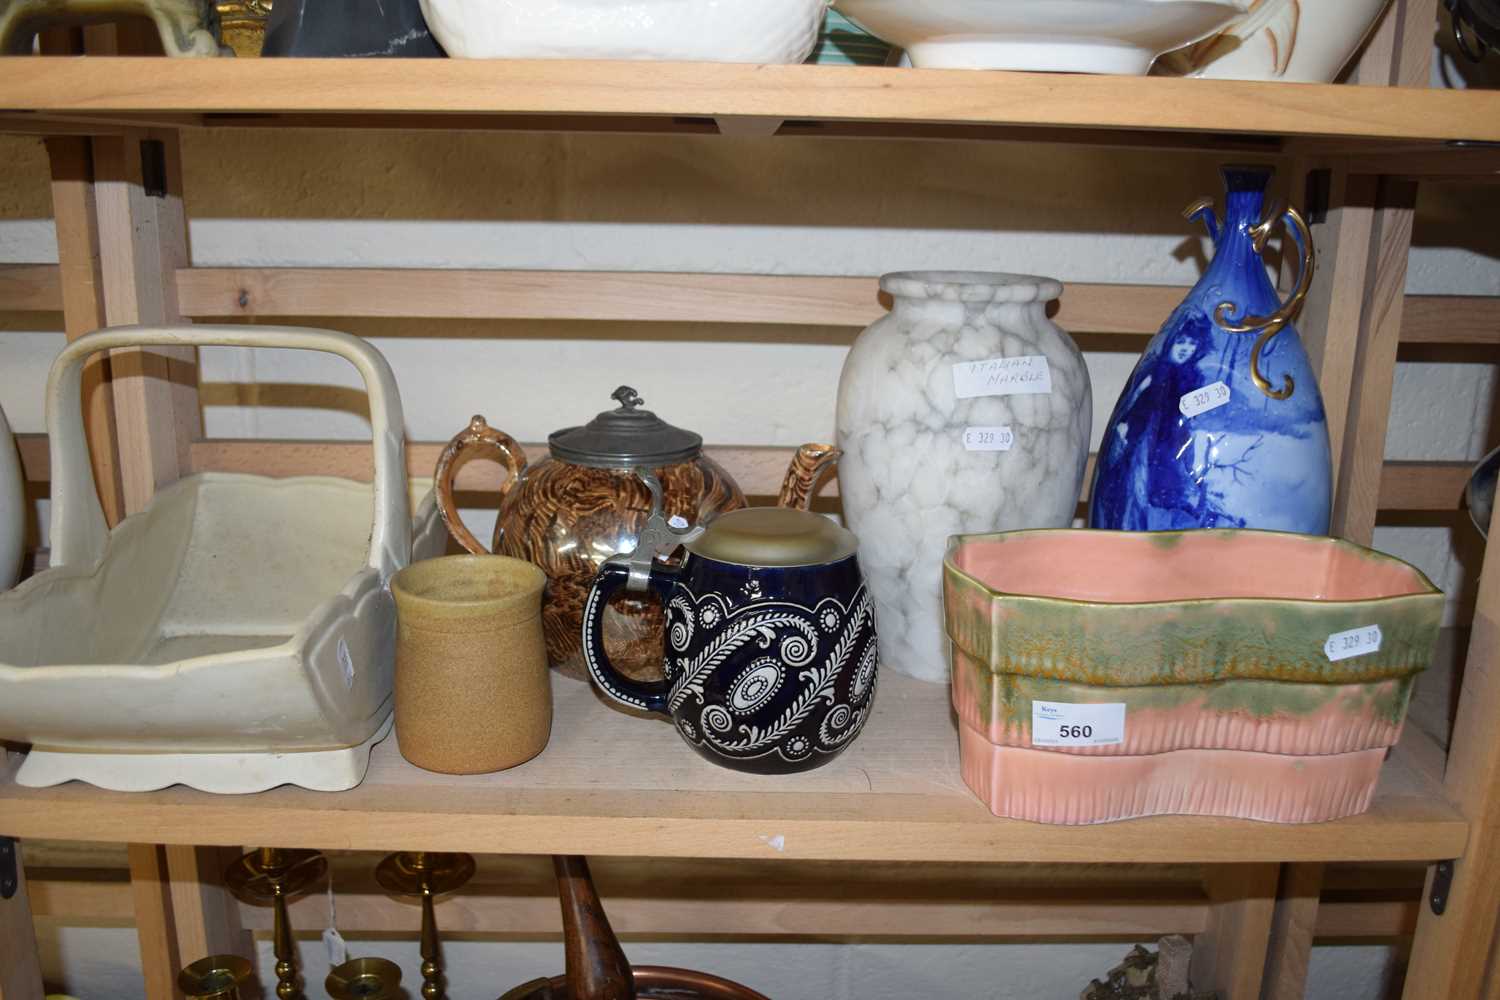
xmin=776 ymin=443 xmax=841 ymax=510
xmin=433 ymin=415 xmax=528 ymax=556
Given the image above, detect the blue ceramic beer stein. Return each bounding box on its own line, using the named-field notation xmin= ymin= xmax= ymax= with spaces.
xmin=583 ymin=475 xmax=878 ymax=774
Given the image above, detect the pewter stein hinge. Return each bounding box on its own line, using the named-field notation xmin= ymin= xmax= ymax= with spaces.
xmin=611 ymin=471 xmax=703 ymax=593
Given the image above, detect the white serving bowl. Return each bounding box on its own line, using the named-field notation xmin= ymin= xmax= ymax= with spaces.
xmin=837 ymin=0 xmax=1248 ymax=73
xmin=1155 ymin=0 xmax=1393 ymax=82
xmin=420 ymin=0 xmax=831 ymax=61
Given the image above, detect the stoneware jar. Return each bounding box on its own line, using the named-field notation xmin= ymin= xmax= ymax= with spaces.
xmin=584 ymin=478 xmax=877 ymax=775
xmin=391 ymin=554 xmax=550 ymax=774
xmin=1089 ymin=165 xmax=1331 ymax=534
xmin=836 ymin=271 xmax=1092 ymax=684
xmin=435 ymin=386 xmax=746 ymax=682
xmin=0 ymin=396 xmax=23 ymax=591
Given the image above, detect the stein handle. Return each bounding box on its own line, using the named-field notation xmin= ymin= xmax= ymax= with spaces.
xmin=585 ymin=471 xmax=701 ymax=715
xmin=582 ymin=560 xmax=675 ymax=715
xmin=776 ymin=443 xmax=841 ymax=510
xmin=433 ymin=415 xmax=528 ymax=555
xmin=1211 ymin=201 xmax=1315 ymax=401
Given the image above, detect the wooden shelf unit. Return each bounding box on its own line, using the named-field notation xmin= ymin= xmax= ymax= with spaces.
xmin=3 ymin=3 xmax=1500 ymax=998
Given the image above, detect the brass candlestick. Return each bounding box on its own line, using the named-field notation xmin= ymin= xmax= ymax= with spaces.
xmin=375 ymin=851 xmax=476 ymax=1000
xmin=179 ymin=954 xmax=254 ymax=1000
xmin=327 ymin=956 xmax=404 ymax=1000
xmin=225 ymin=847 xmax=328 ymax=1000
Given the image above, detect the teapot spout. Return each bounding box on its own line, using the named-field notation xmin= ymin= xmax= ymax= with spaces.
xmin=777 ymin=443 xmax=840 ymax=510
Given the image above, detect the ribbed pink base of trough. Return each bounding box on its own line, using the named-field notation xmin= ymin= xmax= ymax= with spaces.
xmin=950 ymin=655 xmax=1409 ymax=756
xmin=957 ymin=720 xmax=1385 ymax=825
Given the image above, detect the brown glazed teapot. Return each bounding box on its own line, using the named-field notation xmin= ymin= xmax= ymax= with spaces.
xmin=435 ymin=386 xmax=837 ymax=682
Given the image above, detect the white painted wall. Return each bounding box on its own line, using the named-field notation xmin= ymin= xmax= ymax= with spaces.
xmin=4 ymin=111 xmax=1497 ymax=999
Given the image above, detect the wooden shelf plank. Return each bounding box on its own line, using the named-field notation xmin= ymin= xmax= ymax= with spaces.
xmin=174 ymin=269 xmax=1179 ymax=333
xmin=186 ymin=440 xmax=1478 ymax=513
xmin=7 ymin=265 xmax=1495 ymax=348
xmin=0 ymin=264 xmax=61 ymax=313
xmin=0 ymin=674 xmax=1469 ymax=864
xmin=167 ymin=269 xmax=1500 ymax=345
xmin=1379 ymin=461 xmax=1471 ymax=512
xmin=0 ymin=60 xmax=1498 ymax=146
xmin=1399 ymin=295 xmax=1500 ymax=345
xmin=189 ymin=438 xmax=820 ymax=498
xmin=17 ymin=434 xmax=1477 ymax=515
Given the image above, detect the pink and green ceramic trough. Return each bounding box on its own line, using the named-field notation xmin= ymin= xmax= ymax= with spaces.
xmin=942 ymin=528 xmax=1442 ymax=824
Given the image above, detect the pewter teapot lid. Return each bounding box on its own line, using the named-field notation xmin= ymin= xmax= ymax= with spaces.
xmin=548 ymin=386 xmax=703 ymax=469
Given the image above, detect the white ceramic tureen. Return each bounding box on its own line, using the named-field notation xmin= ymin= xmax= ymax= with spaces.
xmin=1155 ymin=0 xmax=1395 ymax=82
xmin=836 ymin=0 xmax=1250 ymax=73
xmin=420 ymin=0 xmax=832 ymax=62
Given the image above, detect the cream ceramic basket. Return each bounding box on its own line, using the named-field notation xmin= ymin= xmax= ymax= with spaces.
xmin=0 ymin=325 xmax=445 ymax=794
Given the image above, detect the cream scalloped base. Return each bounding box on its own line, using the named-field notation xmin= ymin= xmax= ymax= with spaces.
xmin=958 ymin=720 xmax=1383 ymax=825
xmin=16 ymin=715 xmax=393 ymax=794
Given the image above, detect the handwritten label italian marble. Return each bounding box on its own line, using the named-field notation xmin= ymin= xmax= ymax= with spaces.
xmin=963 ymin=426 xmax=1015 ymax=451
xmin=952 ymin=355 xmax=1053 ymax=399
xmin=1179 ymin=381 xmax=1231 ymax=418
xmin=1325 ymin=625 xmax=1382 ymax=663
xmin=1032 ymin=700 xmax=1126 ymax=747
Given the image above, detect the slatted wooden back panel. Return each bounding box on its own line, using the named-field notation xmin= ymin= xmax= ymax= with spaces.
xmin=4 ymin=261 xmax=1495 ymax=507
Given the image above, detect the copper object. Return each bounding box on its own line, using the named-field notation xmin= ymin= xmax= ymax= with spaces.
xmin=327 ymin=956 xmax=404 ymax=1000
xmin=224 ymin=847 xmax=327 ymax=1000
xmin=497 ymin=856 xmax=769 ymax=1000
xmin=178 ymin=954 xmax=254 ymax=1000
xmin=434 ymin=385 xmax=835 ymax=682
xmin=376 ymin=851 xmax=476 ymax=1000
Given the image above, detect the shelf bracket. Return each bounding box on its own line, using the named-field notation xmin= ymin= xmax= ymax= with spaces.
xmin=1429 ymin=859 xmax=1456 ymax=915
xmin=0 ymin=837 xmax=16 ymax=900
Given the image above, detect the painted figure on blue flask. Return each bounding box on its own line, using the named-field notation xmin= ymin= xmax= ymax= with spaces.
xmin=1089 ymin=165 xmax=1332 ymax=534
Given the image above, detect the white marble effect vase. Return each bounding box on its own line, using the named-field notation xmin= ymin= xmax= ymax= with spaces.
xmin=836 ymin=271 xmax=1092 ymax=683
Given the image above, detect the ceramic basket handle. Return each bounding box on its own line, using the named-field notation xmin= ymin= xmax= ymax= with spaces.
xmin=1211 ymin=202 xmax=1315 ymax=401
xmin=45 ymin=324 xmax=411 ymax=580
xmin=582 ymin=560 xmax=674 ymax=715
xmin=432 ymin=415 xmax=528 ymax=555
